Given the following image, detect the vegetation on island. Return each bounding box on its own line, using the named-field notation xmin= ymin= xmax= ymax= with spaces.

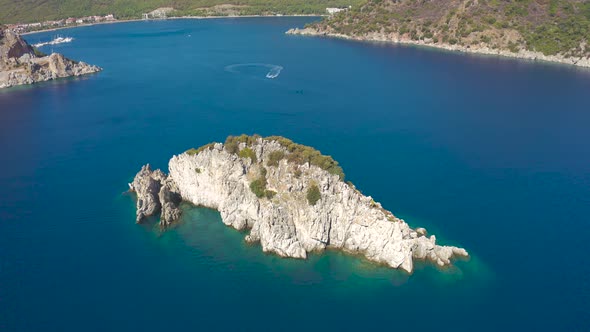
xmin=263 ymin=135 xmax=345 ymax=180
xmin=249 ymin=165 xmax=276 ymax=199
xmin=0 ymin=0 xmax=362 ymax=24
xmin=218 ymin=134 xmax=345 ymax=180
xmin=306 ymin=183 xmax=321 ymax=205
xmin=310 ymin=0 xmax=590 ymax=58
xmin=183 ymin=135 xmax=396 ymax=219
xmin=238 ymin=147 xmax=257 ymax=163
xmin=249 ymin=176 xmax=268 ymax=198
xmin=266 ymin=150 xmax=285 ymax=167
xmin=184 ymin=134 xmax=346 ymax=201
xmin=186 ymin=143 xmax=215 ymax=156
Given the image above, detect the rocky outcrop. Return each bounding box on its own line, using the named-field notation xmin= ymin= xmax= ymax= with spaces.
xmin=128 ymin=164 xmax=182 ymax=228
xmin=0 ymin=28 xmax=101 ymax=89
xmin=130 ymin=136 xmax=469 ymax=273
xmin=0 ymin=27 xmax=34 ymax=61
xmin=158 ymin=177 xmax=183 ymax=227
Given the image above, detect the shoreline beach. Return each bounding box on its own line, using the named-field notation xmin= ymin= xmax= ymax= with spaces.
xmin=22 ymin=14 xmax=322 ymax=36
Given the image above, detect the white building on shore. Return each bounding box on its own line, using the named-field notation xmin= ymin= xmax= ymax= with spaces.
xmin=326 ymin=6 xmax=351 ymax=15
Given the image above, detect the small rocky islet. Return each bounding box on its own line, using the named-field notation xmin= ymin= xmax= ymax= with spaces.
xmin=129 ymin=135 xmax=468 ymax=273
xmin=0 ymin=27 xmax=101 ymax=89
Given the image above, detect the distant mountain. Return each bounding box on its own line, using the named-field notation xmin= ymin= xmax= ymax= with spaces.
xmin=0 ymin=0 xmax=360 ymax=24
xmin=299 ymin=0 xmax=590 ymax=59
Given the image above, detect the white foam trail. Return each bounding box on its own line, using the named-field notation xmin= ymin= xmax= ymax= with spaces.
xmin=266 ymin=66 xmax=282 ymax=79
xmin=224 ymin=63 xmax=283 ymax=79
xmin=33 ymin=36 xmax=74 ymax=48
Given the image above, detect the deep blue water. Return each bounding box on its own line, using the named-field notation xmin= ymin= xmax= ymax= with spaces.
xmin=1 ymin=17 xmax=590 ymax=331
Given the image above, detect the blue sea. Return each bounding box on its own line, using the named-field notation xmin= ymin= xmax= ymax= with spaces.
xmin=1 ymin=17 xmax=589 ymax=331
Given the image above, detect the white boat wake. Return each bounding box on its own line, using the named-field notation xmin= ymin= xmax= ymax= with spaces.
xmin=265 ymin=66 xmax=282 ymax=78
xmin=225 ymin=63 xmax=283 ymax=79
xmin=33 ymin=36 xmax=74 ymax=48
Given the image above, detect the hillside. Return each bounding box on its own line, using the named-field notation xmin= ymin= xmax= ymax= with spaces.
xmin=0 ymin=0 xmax=361 ymax=23
xmin=302 ymin=0 xmax=590 ymax=59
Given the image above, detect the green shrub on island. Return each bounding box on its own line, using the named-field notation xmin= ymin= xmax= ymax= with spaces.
xmin=239 ymin=147 xmax=257 ymax=163
xmin=189 ymin=134 xmax=346 ymax=181
xmin=226 ymin=134 xmax=260 ymax=148
xmin=224 ymin=137 xmax=240 ymax=154
xmin=186 ymin=143 xmax=215 ymax=155
xmin=264 ymin=135 xmax=345 ymax=180
xmin=195 ymin=167 xmax=201 ymax=173
xmin=306 ymin=183 xmax=321 ymax=206
xmin=250 ymin=177 xmax=267 ymax=198
xmin=264 ymin=190 xmax=276 ymax=199
xmin=226 ymin=134 xmax=263 ymax=156
xmin=260 ymin=166 xmax=267 ymax=177
xmin=267 ymin=150 xmax=285 ymax=167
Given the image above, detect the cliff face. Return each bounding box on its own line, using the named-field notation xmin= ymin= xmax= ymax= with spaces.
xmin=130 ymin=136 xmax=468 ymax=273
xmin=0 ymin=29 xmax=101 ymax=89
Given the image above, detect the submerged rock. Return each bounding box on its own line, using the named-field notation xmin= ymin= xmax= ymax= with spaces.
xmin=130 ymin=135 xmax=468 ymax=273
xmin=0 ymin=28 xmax=101 ymax=89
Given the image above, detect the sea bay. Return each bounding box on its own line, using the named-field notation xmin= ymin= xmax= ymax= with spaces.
xmin=1 ymin=17 xmax=589 ymax=331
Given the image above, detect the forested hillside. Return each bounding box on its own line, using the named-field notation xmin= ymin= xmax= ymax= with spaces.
xmin=310 ymin=0 xmax=590 ymax=57
xmin=0 ymin=0 xmax=360 ymax=23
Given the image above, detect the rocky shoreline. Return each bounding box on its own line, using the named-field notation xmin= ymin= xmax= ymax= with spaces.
xmin=129 ymin=135 xmax=468 ymax=273
xmin=0 ymin=28 xmax=101 ymax=89
xmin=286 ymin=27 xmax=590 ymax=69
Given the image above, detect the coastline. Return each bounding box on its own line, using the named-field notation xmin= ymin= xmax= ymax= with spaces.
xmin=22 ymin=15 xmax=322 ymax=36
xmin=286 ymin=28 xmax=590 ymax=69
xmin=21 ymin=14 xmax=589 ymax=69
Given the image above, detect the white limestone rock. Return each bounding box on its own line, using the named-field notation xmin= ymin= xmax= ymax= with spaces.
xmin=130 ymin=137 xmax=469 ymax=273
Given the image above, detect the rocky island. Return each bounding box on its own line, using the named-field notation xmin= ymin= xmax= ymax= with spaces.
xmin=129 ymin=135 xmax=468 ymax=273
xmin=0 ymin=27 xmax=101 ymax=89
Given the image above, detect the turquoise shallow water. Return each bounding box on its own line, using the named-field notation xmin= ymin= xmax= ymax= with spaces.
xmin=1 ymin=17 xmax=590 ymax=331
